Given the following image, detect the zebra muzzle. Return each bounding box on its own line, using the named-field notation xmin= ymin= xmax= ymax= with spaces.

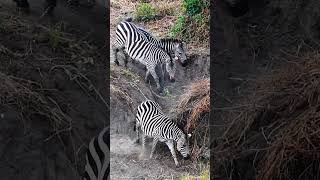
xmin=169 ymin=76 xmax=175 ymax=82
xmin=183 ymin=155 xmax=190 ymax=160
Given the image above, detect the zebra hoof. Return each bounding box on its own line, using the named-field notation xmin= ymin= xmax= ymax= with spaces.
xmin=114 ymin=60 xmax=120 ymax=66
xmin=175 ymin=163 xmax=181 ymax=168
xmin=138 ymin=153 xmax=146 ymax=160
xmin=134 ymin=138 xmax=140 ymax=144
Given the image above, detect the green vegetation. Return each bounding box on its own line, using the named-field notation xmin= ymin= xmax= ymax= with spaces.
xmin=48 ymin=23 xmax=64 ymax=50
xmin=170 ymin=16 xmax=187 ymax=39
xmin=134 ymin=3 xmax=157 ymax=22
xmin=170 ymin=0 xmax=209 ymax=43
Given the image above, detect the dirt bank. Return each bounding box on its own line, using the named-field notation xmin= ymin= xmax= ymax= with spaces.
xmin=109 ymin=0 xmax=210 ymax=179
xmin=0 ymin=3 xmax=107 ymax=180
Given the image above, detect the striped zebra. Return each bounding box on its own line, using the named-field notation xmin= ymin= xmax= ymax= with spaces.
xmin=84 ymin=127 xmax=110 ymax=180
xmin=131 ymin=23 xmax=188 ymax=67
xmin=134 ymin=100 xmax=191 ymax=167
xmin=113 ymin=20 xmax=177 ymax=93
xmin=113 ymin=18 xmax=188 ymax=67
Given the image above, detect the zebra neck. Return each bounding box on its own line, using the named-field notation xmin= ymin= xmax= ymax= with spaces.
xmin=159 ymin=39 xmax=177 ymax=53
xmin=173 ymin=129 xmax=184 ymax=142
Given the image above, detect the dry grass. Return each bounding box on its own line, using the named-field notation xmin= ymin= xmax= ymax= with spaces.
xmin=215 ymin=52 xmax=320 ymax=180
xmin=173 ymin=79 xmax=210 ymax=161
xmin=0 ymin=72 xmax=69 ymax=127
xmin=175 ymin=78 xmax=210 ymax=133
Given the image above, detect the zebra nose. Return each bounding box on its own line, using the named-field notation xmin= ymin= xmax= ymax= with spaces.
xmin=183 ymin=155 xmax=190 ymax=160
xmin=181 ymin=61 xmax=188 ymax=67
xmin=169 ymin=76 xmax=175 ymax=82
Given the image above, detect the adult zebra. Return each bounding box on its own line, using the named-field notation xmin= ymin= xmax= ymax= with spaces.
xmin=112 ymin=19 xmax=188 ymax=67
xmin=134 ymin=100 xmax=191 ymax=167
xmin=113 ymin=20 xmax=177 ymax=93
xmin=84 ymin=127 xmax=110 ymax=180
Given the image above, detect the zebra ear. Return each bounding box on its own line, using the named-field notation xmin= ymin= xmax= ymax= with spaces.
xmin=182 ymin=42 xmax=187 ymax=50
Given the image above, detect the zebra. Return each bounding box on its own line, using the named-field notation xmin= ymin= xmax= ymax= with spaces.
xmin=113 ymin=21 xmax=177 ymax=93
xmin=84 ymin=127 xmax=110 ymax=180
xmin=134 ymin=100 xmax=191 ymax=167
xmin=133 ymin=25 xmax=188 ymax=67
xmin=112 ymin=19 xmax=187 ymax=67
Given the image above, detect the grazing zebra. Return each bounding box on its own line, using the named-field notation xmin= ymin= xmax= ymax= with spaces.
xmin=133 ymin=25 xmax=188 ymax=67
xmin=84 ymin=127 xmax=110 ymax=180
xmin=113 ymin=18 xmax=188 ymax=67
xmin=114 ymin=21 xmax=177 ymax=93
xmin=134 ymin=100 xmax=191 ymax=167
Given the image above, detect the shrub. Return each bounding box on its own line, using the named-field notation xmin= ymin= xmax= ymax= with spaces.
xmin=183 ymin=0 xmax=209 ymax=16
xmin=170 ymin=16 xmax=187 ymax=39
xmin=170 ymin=0 xmax=209 ymax=43
xmin=134 ymin=3 xmax=157 ymax=22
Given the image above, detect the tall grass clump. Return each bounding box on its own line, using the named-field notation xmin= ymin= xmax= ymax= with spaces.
xmin=170 ymin=0 xmax=209 ymax=43
xmin=134 ymin=3 xmax=157 ymax=22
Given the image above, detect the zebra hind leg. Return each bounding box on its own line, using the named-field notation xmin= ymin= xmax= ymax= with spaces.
xmin=149 ymin=137 xmax=159 ymax=159
xmin=165 ymin=140 xmax=180 ymax=167
xmin=139 ymin=133 xmax=147 ymax=160
xmin=134 ymin=123 xmax=140 ymax=144
xmin=112 ymin=48 xmax=120 ymax=66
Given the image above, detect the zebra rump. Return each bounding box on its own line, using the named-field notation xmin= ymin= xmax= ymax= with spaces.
xmin=84 ymin=127 xmax=110 ymax=180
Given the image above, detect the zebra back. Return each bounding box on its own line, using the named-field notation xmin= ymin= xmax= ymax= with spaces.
xmin=136 ymin=100 xmax=183 ymax=139
xmin=84 ymin=127 xmax=110 ymax=180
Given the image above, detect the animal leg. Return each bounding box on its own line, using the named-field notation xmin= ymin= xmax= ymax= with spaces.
xmin=145 ymin=70 xmax=150 ymax=83
xmin=139 ymin=133 xmax=147 ymax=160
xmin=165 ymin=140 xmax=180 ymax=167
xmin=149 ymin=137 xmax=159 ymax=159
xmin=149 ymin=68 xmax=163 ymax=93
xmin=134 ymin=122 xmax=140 ymax=144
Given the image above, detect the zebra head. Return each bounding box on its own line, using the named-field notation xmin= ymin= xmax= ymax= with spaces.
xmin=176 ymin=133 xmax=191 ymax=160
xmin=174 ymin=42 xmax=188 ymax=67
xmin=165 ymin=56 xmax=177 ymax=82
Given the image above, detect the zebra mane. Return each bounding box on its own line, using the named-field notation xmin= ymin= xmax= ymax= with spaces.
xmin=160 ymin=38 xmax=183 ymax=45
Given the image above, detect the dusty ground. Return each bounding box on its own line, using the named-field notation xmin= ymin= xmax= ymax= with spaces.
xmin=109 ymin=0 xmax=209 ymax=179
xmin=0 ymin=1 xmax=107 ymax=180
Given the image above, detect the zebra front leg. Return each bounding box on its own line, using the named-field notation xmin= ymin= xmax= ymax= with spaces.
xmin=145 ymin=70 xmax=150 ymax=83
xmin=149 ymin=68 xmax=163 ymax=93
xmin=149 ymin=137 xmax=159 ymax=159
xmin=165 ymin=140 xmax=180 ymax=167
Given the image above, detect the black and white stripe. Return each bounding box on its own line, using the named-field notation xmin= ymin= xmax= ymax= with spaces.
xmin=113 ymin=21 xmax=177 ymax=93
xmin=84 ymin=127 xmax=110 ymax=180
xmin=135 ymin=100 xmax=191 ymax=167
xmin=134 ymin=26 xmax=188 ymax=66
